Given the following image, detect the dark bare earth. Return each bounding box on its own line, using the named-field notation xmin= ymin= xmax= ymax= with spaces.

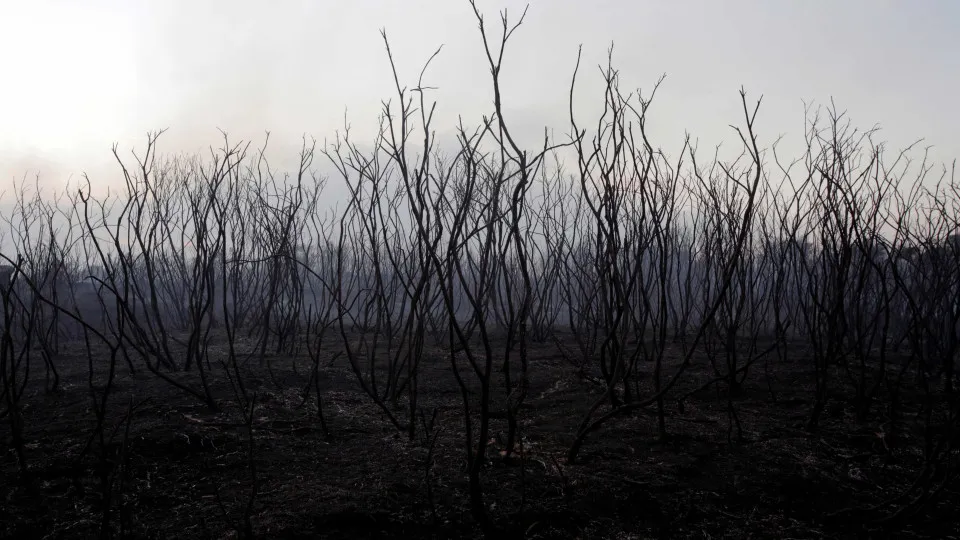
xmin=1 ymin=336 xmax=957 ymax=539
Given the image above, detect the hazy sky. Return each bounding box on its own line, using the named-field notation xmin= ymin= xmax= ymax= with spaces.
xmin=1 ymin=0 xmax=958 ymax=194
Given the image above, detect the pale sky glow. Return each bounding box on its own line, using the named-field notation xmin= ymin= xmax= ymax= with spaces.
xmin=1 ymin=0 xmax=958 ymax=194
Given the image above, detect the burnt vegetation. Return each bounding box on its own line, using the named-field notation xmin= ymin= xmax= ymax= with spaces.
xmin=2 ymin=5 xmax=959 ymax=539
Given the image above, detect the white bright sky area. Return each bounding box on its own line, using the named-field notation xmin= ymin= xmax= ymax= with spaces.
xmin=1 ymin=0 xmax=958 ymax=195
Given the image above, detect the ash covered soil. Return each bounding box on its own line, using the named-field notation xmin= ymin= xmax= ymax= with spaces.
xmin=1 ymin=335 xmax=956 ymax=539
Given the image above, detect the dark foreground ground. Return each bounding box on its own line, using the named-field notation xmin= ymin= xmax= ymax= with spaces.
xmin=1 ymin=335 xmax=958 ymax=539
